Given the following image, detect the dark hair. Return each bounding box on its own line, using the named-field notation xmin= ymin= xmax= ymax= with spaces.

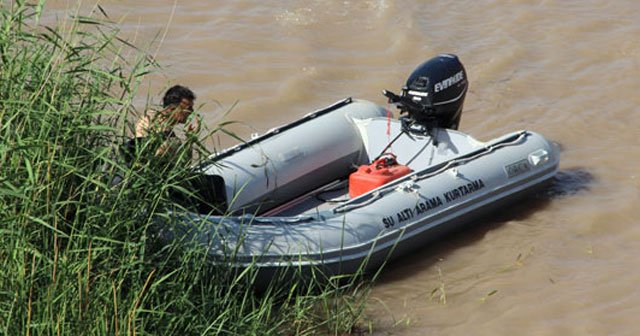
xmin=162 ymin=85 xmax=196 ymax=108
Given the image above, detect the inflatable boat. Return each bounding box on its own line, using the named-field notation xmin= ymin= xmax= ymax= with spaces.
xmin=160 ymin=55 xmax=560 ymax=286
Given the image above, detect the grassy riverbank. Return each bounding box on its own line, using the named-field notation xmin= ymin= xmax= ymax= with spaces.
xmin=0 ymin=2 xmax=371 ymax=334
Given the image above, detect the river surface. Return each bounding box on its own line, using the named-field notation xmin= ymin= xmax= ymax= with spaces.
xmin=47 ymin=1 xmax=640 ymax=334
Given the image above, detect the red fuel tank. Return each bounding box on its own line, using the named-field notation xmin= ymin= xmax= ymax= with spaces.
xmin=349 ymin=154 xmax=412 ymax=198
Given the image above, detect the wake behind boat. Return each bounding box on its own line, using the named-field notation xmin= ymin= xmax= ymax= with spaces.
xmin=159 ymin=54 xmax=560 ymax=287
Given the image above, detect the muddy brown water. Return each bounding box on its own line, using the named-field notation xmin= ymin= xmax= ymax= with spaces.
xmin=47 ymin=1 xmax=640 ymax=334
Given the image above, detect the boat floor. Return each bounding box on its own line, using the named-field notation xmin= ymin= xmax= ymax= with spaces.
xmin=260 ymin=179 xmax=350 ymax=217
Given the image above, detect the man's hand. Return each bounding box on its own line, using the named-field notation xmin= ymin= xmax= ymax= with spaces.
xmin=186 ymin=114 xmax=201 ymax=134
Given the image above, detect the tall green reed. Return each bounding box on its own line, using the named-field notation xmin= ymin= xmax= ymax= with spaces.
xmin=0 ymin=1 xmax=374 ymax=335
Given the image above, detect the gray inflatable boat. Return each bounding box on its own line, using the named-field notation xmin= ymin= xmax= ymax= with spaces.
xmin=162 ymin=55 xmax=560 ymax=286
xmin=163 ymin=97 xmax=559 ymax=284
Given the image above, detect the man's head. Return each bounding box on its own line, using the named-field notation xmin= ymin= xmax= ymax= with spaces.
xmin=162 ymin=85 xmax=196 ymax=123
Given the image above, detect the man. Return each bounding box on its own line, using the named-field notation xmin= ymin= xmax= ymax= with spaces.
xmin=125 ymin=85 xmax=200 ymax=164
xmin=127 ymin=85 xmax=224 ymax=213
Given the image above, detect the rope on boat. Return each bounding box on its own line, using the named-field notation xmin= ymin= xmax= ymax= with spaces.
xmin=333 ymin=131 xmax=528 ymax=214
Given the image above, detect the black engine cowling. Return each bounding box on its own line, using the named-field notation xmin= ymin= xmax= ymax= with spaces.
xmin=399 ymin=54 xmax=468 ymax=130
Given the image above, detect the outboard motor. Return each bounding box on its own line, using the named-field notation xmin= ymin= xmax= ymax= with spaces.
xmin=383 ymin=54 xmax=468 ymax=132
